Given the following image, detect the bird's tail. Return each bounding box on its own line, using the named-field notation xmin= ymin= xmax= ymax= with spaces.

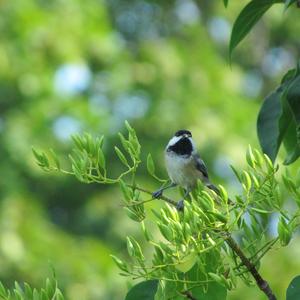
xmin=206 ymin=183 xmax=220 ymax=195
xmin=206 ymin=183 xmax=234 ymax=205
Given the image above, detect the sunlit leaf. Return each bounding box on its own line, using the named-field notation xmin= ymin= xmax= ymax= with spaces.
xmin=146 ymin=153 xmax=155 ymax=175
xmin=154 ymin=281 xmax=183 ymax=300
xmin=186 ymin=264 xmax=227 ymax=299
xmin=115 ymin=146 xmax=129 ymax=166
xmin=230 ymin=0 xmax=282 ymax=58
xmin=110 ymin=255 xmax=128 ymax=273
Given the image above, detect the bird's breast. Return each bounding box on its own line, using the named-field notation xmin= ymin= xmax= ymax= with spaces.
xmin=165 ymin=152 xmax=201 ymax=189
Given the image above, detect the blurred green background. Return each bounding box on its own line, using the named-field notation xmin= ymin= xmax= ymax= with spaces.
xmin=0 ymin=0 xmax=299 ymax=299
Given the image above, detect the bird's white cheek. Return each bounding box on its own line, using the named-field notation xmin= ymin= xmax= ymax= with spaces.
xmin=167 ymin=136 xmax=181 ymax=148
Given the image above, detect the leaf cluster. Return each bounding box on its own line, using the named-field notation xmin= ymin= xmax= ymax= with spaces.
xmin=32 ymin=121 xmax=141 ymax=184
xmin=34 ymin=125 xmax=300 ymax=299
xmin=226 ymin=0 xmax=300 ymax=165
xmin=0 ymin=278 xmax=64 ymax=300
xmin=116 ymin=146 xmax=300 ymax=299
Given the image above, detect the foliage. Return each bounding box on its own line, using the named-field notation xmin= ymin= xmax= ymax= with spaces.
xmin=227 ymin=0 xmax=300 ymax=165
xmin=0 ymin=0 xmax=299 ymax=299
xmin=124 ymin=280 xmax=158 ymax=300
xmin=229 ymin=0 xmax=282 ymax=59
xmin=257 ymin=63 xmax=300 ymax=165
xmin=34 ymin=124 xmax=300 ymax=299
xmin=286 ymin=275 xmax=300 ymax=300
xmin=228 ymin=0 xmax=298 ymax=58
xmin=0 ymin=277 xmax=64 ymax=300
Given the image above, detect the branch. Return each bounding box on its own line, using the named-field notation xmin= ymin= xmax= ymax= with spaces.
xmin=128 ymin=185 xmax=178 ymax=207
xmin=225 ymin=233 xmax=276 ymax=300
xmin=128 ymin=185 xmax=277 ymax=299
xmin=181 ymin=291 xmax=197 ymax=300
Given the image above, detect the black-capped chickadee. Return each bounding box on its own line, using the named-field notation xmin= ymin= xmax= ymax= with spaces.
xmin=152 ymin=129 xmax=219 ymax=210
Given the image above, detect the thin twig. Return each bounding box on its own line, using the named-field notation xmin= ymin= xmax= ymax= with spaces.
xmin=127 ymin=184 xmax=178 ymax=207
xmin=225 ymin=233 xmax=276 ymax=300
xmin=181 ymin=291 xmax=197 ymax=300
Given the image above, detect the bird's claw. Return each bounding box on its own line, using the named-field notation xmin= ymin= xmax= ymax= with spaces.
xmin=152 ymin=189 xmax=163 ymax=199
xmin=176 ymin=200 xmax=184 ymax=211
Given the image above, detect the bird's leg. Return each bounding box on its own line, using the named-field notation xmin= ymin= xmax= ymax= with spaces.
xmin=176 ymin=189 xmax=190 ymax=211
xmin=152 ymin=182 xmax=177 ymax=198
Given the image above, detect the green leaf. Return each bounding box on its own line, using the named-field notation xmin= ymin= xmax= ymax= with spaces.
xmin=277 ymin=217 xmax=292 ymax=246
xmin=24 ymin=283 xmax=33 ymax=298
xmin=97 ymin=147 xmax=106 ymax=169
xmin=284 ymin=0 xmax=297 ymax=11
xmin=14 ymin=282 xmax=23 ymax=298
xmin=125 ymin=280 xmax=158 ymax=300
xmin=230 ymin=165 xmax=241 ymax=182
xmin=45 ymin=278 xmax=55 ymax=297
xmin=157 ymin=223 xmax=173 ymax=241
xmin=126 ymin=237 xmax=135 ymax=257
xmin=50 ymin=149 xmax=61 ymax=170
xmin=284 ymin=74 xmax=300 ymax=164
xmin=208 ymin=273 xmax=230 ymax=289
xmin=124 ymin=207 xmax=143 ymax=222
xmin=155 ymin=280 xmax=183 ymax=300
xmin=32 ymin=148 xmax=45 ymax=165
xmin=283 ymin=119 xmax=300 ymax=164
xmin=56 ymin=290 xmax=65 ymax=300
xmin=115 ymin=146 xmax=129 ymax=166
xmin=141 ymin=222 xmax=152 ymax=241
xmin=229 ymin=0 xmax=281 ymax=58
xmin=257 ymin=84 xmax=290 ymax=162
xmin=218 ymin=185 xmax=228 ymax=204
xmin=175 ymin=251 xmax=198 ymax=273
xmin=186 ymin=264 xmax=227 ymax=300
xmin=119 ymin=180 xmax=132 ymax=203
xmin=245 ymin=145 xmax=256 ymax=168
xmin=110 ymin=255 xmax=128 ymax=273
xmin=71 ymin=134 xmax=84 ymax=150
xmin=242 ymin=170 xmax=252 ymax=192
xmin=281 ymin=68 xmax=297 ymax=84
xmin=146 ymin=153 xmax=155 ymax=175
xmin=33 ymin=288 xmax=39 ymax=300
xmin=287 ymin=275 xmax=300 ymax=300
xmin=257 ymin=65 xmax=300 ymax=164
xmin=41 ymin=289 xmax=48 ymax=300
xmin=126 ymin=236 xmax=144 ymax=260
xmin=223 ymin=0 xmax=229 ymax=8
xmin=286 ymin=75 xmax=300 ymax=123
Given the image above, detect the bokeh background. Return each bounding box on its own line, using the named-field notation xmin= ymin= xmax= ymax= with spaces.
xmin=0 ymin=0 xmax=299 ymax=299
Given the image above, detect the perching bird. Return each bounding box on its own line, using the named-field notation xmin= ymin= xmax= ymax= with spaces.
xmin=152 ymin=129 xmax=219 ymax=210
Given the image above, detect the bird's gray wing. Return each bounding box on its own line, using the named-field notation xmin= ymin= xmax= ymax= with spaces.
xmin=195 ymin=154 xmax=220 ymax=194
xmin=194 ymin=154 xmax=209 ymax=179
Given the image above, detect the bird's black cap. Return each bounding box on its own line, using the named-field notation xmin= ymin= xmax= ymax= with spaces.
xmin=174 ymin=130 xmax=192 ymax=137
xmin=168 ymin=129 xmax=193 ymax=156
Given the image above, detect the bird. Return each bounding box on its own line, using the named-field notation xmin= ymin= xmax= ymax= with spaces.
xmin=152 ymin=129 xmax=219 ymax=211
